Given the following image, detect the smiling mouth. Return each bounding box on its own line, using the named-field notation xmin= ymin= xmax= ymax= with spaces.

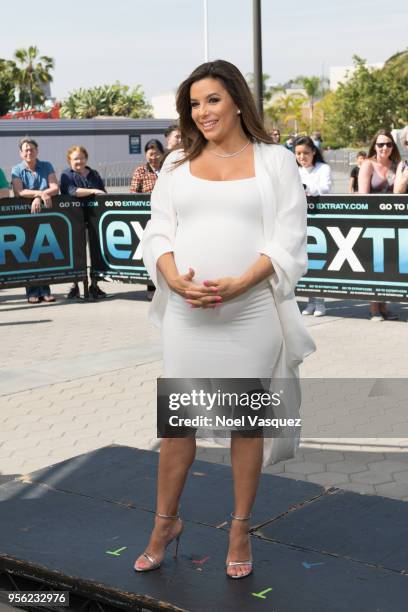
xmin=201 ymin=120 xmax=218 ymax=130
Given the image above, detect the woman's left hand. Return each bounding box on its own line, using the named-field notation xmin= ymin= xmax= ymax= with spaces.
xmin=184 ymin=276 xmax=246 ymax=308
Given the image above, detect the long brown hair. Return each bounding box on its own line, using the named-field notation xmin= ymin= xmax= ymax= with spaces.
xmin=174 ymin=60 xmax=274 ymax=166
xmin=367 ymin=129 xmax=401 ymax=165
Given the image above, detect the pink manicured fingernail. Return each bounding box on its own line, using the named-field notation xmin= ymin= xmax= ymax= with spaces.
xmin=215 ymin=296 xmax=222 ymax=302
xmin=211 ymin=287 xmax=217 ymax=292
xmin=203 ymin=281 xmax=209 ymax=286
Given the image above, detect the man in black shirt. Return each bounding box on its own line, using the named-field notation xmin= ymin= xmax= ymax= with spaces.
xmin=349 ymin=151 xmax=367 ymax=192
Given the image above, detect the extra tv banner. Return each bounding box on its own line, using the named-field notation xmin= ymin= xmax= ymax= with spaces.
xmin=86 ymin=194 xmax=151 ymax=283
xmin=0 ymin=197 xmax=87 ymax=288
xmin=1 ymin=193 xmax=408 ymax=300
xmin=298 ymin=194 xmax=408 ymax=302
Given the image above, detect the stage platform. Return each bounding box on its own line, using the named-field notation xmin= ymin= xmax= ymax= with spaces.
xmin=0 ymin=445 xmax=407 ymax=611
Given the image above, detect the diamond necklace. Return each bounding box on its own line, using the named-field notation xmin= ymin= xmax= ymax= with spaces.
xmin=209 ymin=140 xmax=251 ymax=158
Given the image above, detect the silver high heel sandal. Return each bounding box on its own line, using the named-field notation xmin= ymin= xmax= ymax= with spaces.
xmin=134 ymin=512 xmax=183 ymax=572
xmin=226 ymin=513 xmax=253 ymax=579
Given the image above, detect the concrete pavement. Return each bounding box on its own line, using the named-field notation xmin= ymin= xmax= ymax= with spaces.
xmin=1 ymin=282 xmax=408 ymax=500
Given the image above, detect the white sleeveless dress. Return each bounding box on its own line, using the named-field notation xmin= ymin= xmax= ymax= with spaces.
xmin=162 ymin=163 xmax=283 ymax=377
xmin=141 ymin=144 xmax=316 ymax=465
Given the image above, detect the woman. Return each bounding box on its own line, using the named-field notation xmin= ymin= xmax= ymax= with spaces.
xmin=130 ymin=139 xmax=164 ymax=193
xmin=60 ymin=146 xmax=107 ymax=299
xmin=11 ymin=137 xmax=59 ymax=304
xmin=359 ymin=129 xmax=400 ymax=321
xmin=138 ymin=60 xmax=315 ymax=579
xmin=130 ymin=139 xmax=165 ymax=300
xmin=294 ymin=136 xmax=332 ymax=317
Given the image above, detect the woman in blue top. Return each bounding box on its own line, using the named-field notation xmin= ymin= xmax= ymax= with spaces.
xmin=11 ymin=137 xmax=59 ymax=304
xmin=60 ymin=145 xmax=107 ymax=299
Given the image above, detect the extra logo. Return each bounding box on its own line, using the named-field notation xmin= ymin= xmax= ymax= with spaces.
xmin=98 ymin=211 xmax=149 ymax=271
xmin=307 ymin=216 xmax=408 ymax=275
xmin=0 ymin=213 xmax=73 ymax=275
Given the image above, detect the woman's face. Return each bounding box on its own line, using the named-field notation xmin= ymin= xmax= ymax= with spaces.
xmin=374 ymin=135 xmax=394 ymax=161
xmin=146 ymin=146 xmax=162 ymax=167
xmin=295 ymin=144 xmax=315 ymax=168
xmin=190 ymin=77 xmax=240 ymax=143
xmin=69 ymin=150 xmax=88 ymax=173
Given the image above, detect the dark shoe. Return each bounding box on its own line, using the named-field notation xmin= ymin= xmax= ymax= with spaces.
xmin=67 ymin=285 xmax=80 ymax=299
xmin=89 ymin=284 xmax=107 ymax=299
xmin=42 ymin=295 xmax=56 ymax=303
xmin=382 ymin=311 xmax=399 ymax=321
xmin=94 ymin=285 xmax=107 ymax=298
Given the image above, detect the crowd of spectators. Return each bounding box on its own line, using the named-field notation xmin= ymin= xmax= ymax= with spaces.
xmin=0 ymin=122 xmax=406 ymax=318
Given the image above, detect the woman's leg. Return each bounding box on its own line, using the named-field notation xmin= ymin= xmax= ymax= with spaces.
xmin=135 ymin=436 xmax=196 ymax=569
xmin=227 ymin=434 xmax=263 ymax=577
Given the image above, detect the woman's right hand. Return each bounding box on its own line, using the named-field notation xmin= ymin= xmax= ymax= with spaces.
xmin=168 ymin=268 xmax=220 ymax=307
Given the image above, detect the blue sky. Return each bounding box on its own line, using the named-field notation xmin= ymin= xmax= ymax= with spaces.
xmin=2 ymin=0 xmax=407 ymax=102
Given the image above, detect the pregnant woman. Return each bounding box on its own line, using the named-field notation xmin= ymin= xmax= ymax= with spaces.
xmin=139 ymin=60 xmax=315 ymax=579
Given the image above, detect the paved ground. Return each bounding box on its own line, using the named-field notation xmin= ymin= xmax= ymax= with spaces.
xmin=1 ymin=281 xmax=408 ymax=501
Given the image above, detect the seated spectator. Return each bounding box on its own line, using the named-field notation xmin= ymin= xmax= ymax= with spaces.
xmin=0 ymin=168 xmax=9 ymax=198
xmin=349 ymin=151 xmax=367 ymax=193
xmin=11 ymin=137 xmax=59 ymax=304
xmin=60 ymin=145 xmax=107 ymax=300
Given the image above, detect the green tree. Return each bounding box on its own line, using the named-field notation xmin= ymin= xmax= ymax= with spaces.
xmin=0 ymin=59 xmax=16 ymax=115
xmin=323 ymin=55 xmax=408 ymax=146
xmin=383 ymin=48 xmax=408 ymax=81
xmin=60 ymin=83 xmax=152 ymax=119
xmin=12 ymin=46 xmax=54 ymax=109
xmin=291 ymin=75 xmax=329 ymax=131
xmin=265 ymin=93 xmax=308 ymax=134
xmin=246 ymin=73 xmax=275 ymax=103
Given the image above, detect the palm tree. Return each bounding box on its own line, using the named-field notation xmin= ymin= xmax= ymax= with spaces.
xmin=61 ymin=84 xmax=153 ymax=119
xmin=12 ymin=46 xmax=54 ymax=109
xmin=293 ymin=76 xmax=328 ymax=131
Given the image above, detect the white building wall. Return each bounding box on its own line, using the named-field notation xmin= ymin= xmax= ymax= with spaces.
xmin=1 ymin=131 xmax=167 ymax=179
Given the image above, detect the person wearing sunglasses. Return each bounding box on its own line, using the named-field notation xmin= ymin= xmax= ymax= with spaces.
xmin=358 ymin=129 xmax=401 ymax=321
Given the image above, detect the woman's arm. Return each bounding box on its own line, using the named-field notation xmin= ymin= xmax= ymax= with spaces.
xmin=130 ymin=166 xmax=143 ymax=193
xmin=358 ymin=160 xmax=373 ymax=194
xmin=75 ymin=187 xmax=106 ymax=197
xmin=316 ymin=163 xmax=332 ymax=194
xmin=394 ymin=162 xmax=408 ymax=194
